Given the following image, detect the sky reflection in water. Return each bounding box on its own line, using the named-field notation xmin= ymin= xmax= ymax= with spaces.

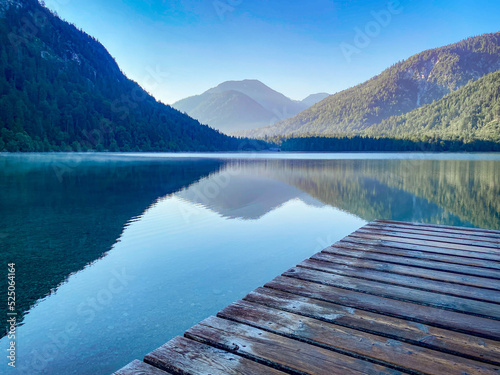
xmin=0 ymin=153 xmax=498 ymax=374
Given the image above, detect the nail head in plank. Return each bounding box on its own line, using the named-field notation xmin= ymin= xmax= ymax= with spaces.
xmin=243 ymin=287 xmax=500 ymax=365
xmin=367 ymin=223 xmax=500 ymax=243
xmin=341 ymin=236 xmax=500 ymax=262
xmin=350 ymin=232 xmax=500 ymax=255
xmin=283 ymin=266 xmax=500 ymax=320
xmin=356 ymin=228 xmax=500 ymax=250
xmin=317 ymin=249 xmax=500 ymax=290
xmin=373 ymin=220 xmax=500 ymax=235
xmin=327 ymin=243 xmax=500 ymax=278
xmin=265 ymin=275 xmax=500 ymax=340
xmin=186 ymin=316 xmax=403 ymax=375
xmin=218 ymin=299 xmax=500 ymax=375
xmin=144 ymin=336 xmax=287 ymax=375
xmin=303 ymin=256 xmax=500 ymax=303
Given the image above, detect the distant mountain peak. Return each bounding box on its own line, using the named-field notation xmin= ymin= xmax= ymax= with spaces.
xmin=301 ymin=93 xmax=330 ymax=107
xmin=172 ymin=80 xmax=325 ymax=134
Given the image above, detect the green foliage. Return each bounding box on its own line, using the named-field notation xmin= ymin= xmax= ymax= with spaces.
xmin=253 ymin=159 xmax=499 ymax=230
xmin=0 ymin=157 xmax=224 ymax=328
xmin=265 ymin=69 xmax=500 ymax=150
xmin=248 ymin=32 xmax=500 ymax=139
xmin=271 ymin=134 xmax=500 ymax=152
xmin=367 ymin=70 xmax=500 ymax=142
xmin=0 ymin=0 xmax=268 ymax=152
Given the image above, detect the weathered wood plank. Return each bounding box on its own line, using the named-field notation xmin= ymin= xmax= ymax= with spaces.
xmin=302 ymin=256 xmax=500 ymax=303
xmin=186 ymin=316 xmax=405 ymax=375
xmin=367 ymin=222 xmax=500 ymax=243
xmin=356 ymin=228 xmax=500 ymax=250
xmin=329 ymin=243 xmax=500 ymax=276
xmin=374 ymin=220 xmax=500 ymax=236
xmin=341 ymin=237 xmax=500 ymax=262
xmin=144 ymin=336 xmax=287 ymax=375
xmin=243 ymin=287 xmax=500 ymax=365
xmin=218 ymin=300 xmax=500 ymax=374
xmin=265 ymin=276 xmax=500 ymax=340
xmin=283 ymin=267 xmax=500 ymax=320
xmin=316 ymin=250 xmax=500 ymax=290
xmin=117 ymin=221 xmax=500 ymax=375
xmin=114 ymin=360 xmax=173 ymax=375
xmin=350 ymin=232 xmax=500 ymax=255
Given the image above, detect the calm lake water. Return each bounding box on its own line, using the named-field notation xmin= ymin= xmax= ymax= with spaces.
xmin=0 ymin=152 xmax=499 ymax=374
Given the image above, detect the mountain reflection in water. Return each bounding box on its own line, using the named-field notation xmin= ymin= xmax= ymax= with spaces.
xmin=0 ymin=153 xmax=498 ymax=375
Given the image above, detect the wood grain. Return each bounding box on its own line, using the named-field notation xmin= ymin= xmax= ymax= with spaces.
xmin=282 ymin=267 xmax=500 ymax=319
xmin=367 ymin=222 xmax=500 ymax=243
xmin=341 ymin=236 xmax=500 ymax=262
xmin=301 ymin=256 xmax=500 ymax=303
xmin=327 ymin=243 xmax=500 ymax=277
xmin=355 ymin=228 xmax=500 ymax=250
xmin=144 ymin=336 xmax=287 ymax=375
xmin=374 ymin=220 xmax=500 ymax=236
xmin=317 ymin=249 xmax=500 ymax=289
xmin=218 ymin=299 xmax=500 ymax=374
xmin=243 ymin=287 xmax=500 ymax=365
xmin=265 ymin=275 xmax=500 ymax=339
xmin=114 ymin=360 xmax=173 ymax=375
xmin=117 ymin=221 xmax=500 ymax=375
xmin=186 ymin=316 xmax=404 ymax=375
xmin=350 ymin=232 xmax=500 ymax=255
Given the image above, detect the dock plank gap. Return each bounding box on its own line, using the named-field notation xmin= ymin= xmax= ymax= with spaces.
xmin=114 ymin=219 xmax=500 ymax=375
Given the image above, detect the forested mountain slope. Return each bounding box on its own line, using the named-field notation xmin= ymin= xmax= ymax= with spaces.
xmin=367 ymin=70 xmax=500 ymax=141
xmin=0 ymin=0 xmax=253 ymax=152
xmin=246 ymin=32 xmax=500 ymax=138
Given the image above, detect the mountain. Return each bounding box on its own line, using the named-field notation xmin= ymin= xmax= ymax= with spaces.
xmin=0 ymin=0 xmax=258 ymax=152
xmin=173 ymin=89 xmax=276 ymax=133
xmin=242 ymin=159 xmax=499 ymax=229
xmin=245 ymin=32 xmax=500 ymax=138
xmin=301 ymin=93 xmax=330 ymax=107
xmin=172 ymin=79 xmax=328 ymax=134
xmin=176 ymin=168 xmax=324 ymax=220
xmin=277 ymin=70 xmax=500 ymax=150
xmin=181 ymin=158 xmax=498 ymax=229
xmin=366 ymin=70 xmax=500 ymax=141
xmin=0 ymin=155 xmax=223 ymax=329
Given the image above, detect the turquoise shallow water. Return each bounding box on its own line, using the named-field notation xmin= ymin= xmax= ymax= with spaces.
xmin=0 ymin=152 xmax=499 ymax=374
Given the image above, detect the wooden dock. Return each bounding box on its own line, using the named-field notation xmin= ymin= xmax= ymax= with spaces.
xmin=115 ymin=219 xmax=500 ymax=375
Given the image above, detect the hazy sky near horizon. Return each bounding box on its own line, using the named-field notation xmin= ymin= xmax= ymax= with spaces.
xmin=44 ymin=0 xmax=499 ymax=104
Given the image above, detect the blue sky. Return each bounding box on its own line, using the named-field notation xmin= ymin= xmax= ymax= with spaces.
xmin=44 ymin=0 xmax=500 ymax=104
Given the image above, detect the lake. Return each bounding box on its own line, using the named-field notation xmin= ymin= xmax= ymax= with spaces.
xmin=0 ymin=152 xmax=499 ymax=374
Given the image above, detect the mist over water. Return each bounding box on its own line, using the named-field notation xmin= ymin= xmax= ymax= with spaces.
xmin=0 ymin=153 xmax=498 ymax=374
